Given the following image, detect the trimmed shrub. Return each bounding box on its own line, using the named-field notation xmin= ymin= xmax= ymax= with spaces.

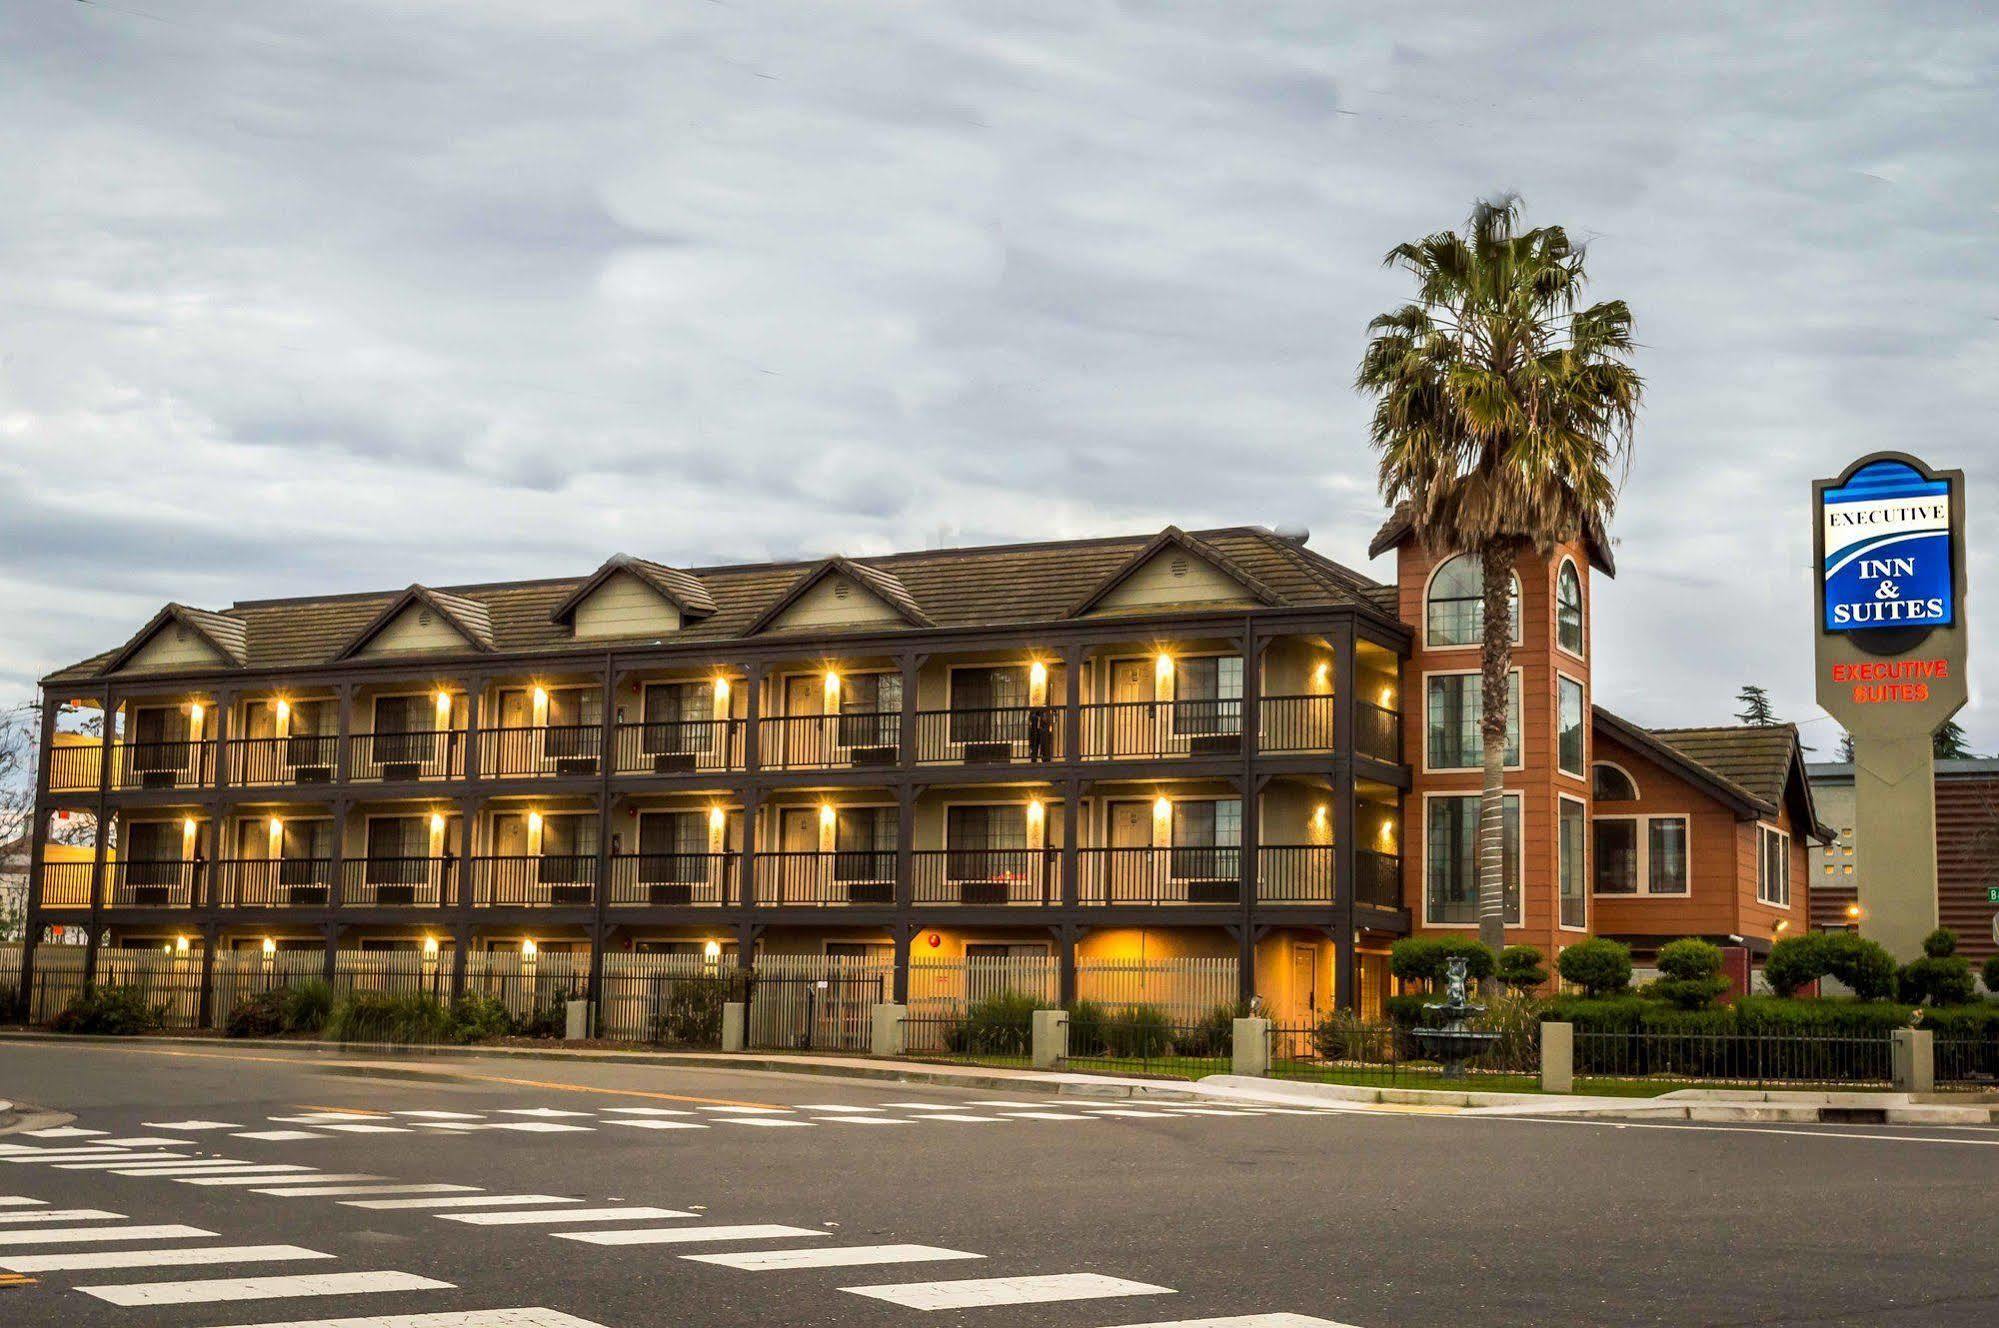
xmin=1765 ymin=932 xmax=1898 ymax=1001
xmin=1103 ymin=1004 xmax=1173 ymax=1058
xmin=51 ymin=985 xmax=167 ymax=1035
xmin=1763 ymin=933 xmax=1829 ymax=997
xmin=1557 ymin=938 xmax=1633 ymax=997
xmin=324 ymin=991 xmax=452 ymax=1044
xmin=1171 ymin=1001 xmax=1248 ymax=1059
xmin=1389 ymin=936 xmax=1495 ymax=989
xmin=1064 ymin=999 xmax=1114 ymax=1056
xmin=280 ymin=980 xmax=334 ymax=1033
xmin=1650 ymin=938 xmax=1730 ymax=1010
xmin=447 ymin=993 xmax=514 ymax=1043
xmin=1899 ymin=955 xmax=1978 ymax=1007
xmin=943 ymin=989 xmax=1040 ymax=1056
xmin=1923 ymin=928 xmax=1959 ymax=958
xmin=649 ymin=977 xmax=729 ymax=1048
xmin=225 ymin=990 xmax=289 ymax=1038
xmin=1310 ymin=1009 xmax=1393 ymax=1063
xmin=1384 ymin=993 xmax=1439 ymax=1029
xmin=1983 ymin=954 xmax=1999 ymax=996
xmin=1732 ymin=996 xmax=1911 ymax=1039
xmin=1496 ymin=945 xmax=1548 ymax=993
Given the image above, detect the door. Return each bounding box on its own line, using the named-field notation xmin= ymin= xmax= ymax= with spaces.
xmin=1291 ymin=944 xmax=1319 ymax=1024
xmin=1106 ymin=800 xmax=1153 ymax=902
xmin=1108 ymin=659 xmax=1153 ymax=757
xmin=779 ymin=675 xmax=823 ymax=767
xmin=775 ymin=807 xmax=822 ymax=903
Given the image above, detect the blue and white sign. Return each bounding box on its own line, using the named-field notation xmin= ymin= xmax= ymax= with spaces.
xmin=1821 ymin=459 xmax=1954 ymax=632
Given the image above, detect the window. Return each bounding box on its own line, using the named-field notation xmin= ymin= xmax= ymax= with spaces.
xmin=637 ymin=811 xmax=711 ymax=883
xmin=1759 ymin=825 xmax=1792 ymax=906
xmin=373 ymin=694 xmax=440 ymax=764
xmin=1592 ymin=763 xmax=1639 ymax=801
xmin=1173 ymin=656 xmax=1244 ymax=736
xmin=1171 ymin=799 xmax=1241 ymax=880
xmin=124 ymin=821 xmax=181 ymax=885
xmin=1426 ymin=672 xmax=1521 ymax=770
xmin=130 ymin=706 xmax=192 ymax=772
xmin=950 ymin=666 xmax=1029 ymax=743
xmin=1559 ymin=798 xmax=1587 ymax=929
xmin=641 ymin=682 xmax=715 ymax=753
xmin=1427 ymin=554 xmax=1522 ymax=648
xmin=838 ymin=672 xmax=901 ymax=748
xmin=1593 ymin=815 xmax=1689 ymax=896
xmin=834 ymin=807 xmax=895 ymax=881
xmin=1425 ymin=793 xmax=1521 ymax=925
xmin=366 ymin=816 xmax=431 ymax=883
xmin=946 ymin=804 xmax=1026 ymax=879
xmin=1557 ymin=561 xmax=1585 ymax=655
xmin=1558 ymin=676 xmax=1586 ymax=777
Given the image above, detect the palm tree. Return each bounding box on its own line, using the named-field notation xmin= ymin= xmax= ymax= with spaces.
xmin=1358 ymin=196 xmax=1641 ymax=961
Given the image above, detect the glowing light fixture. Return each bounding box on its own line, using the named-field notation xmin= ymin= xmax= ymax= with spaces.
xmin=527 ymin=811 xmax=544 ymax=833
xmin=182 ymin=816 xmax=198 ymax=835
xmin=521 ymin=938 xmax=538 ymax=959
xmin=1313 ymin=662 xmax=1332 ymax=688
xmin=435 ymin=690 xmax=452 ymax=715
xmin=261 ymin=936 xmax=276 ymax=959
xmin=1311 ymin=804 xmax=1330 ymax=829
xmin=1378 ymin=685 xmax=1397 ymax=708
xmin=422 ymin=935 xmax=440 ymax=958
xmin=430 ymin=812 xmax=446 ymax=833
xmin=714 ymin=677 xmax=731 ymax=704
xmin=1153 ymin=795 xmax=1172 ymax=820
xmin=708 ymin=806 xmax=727 ymax=833
xmin=702 ymin=939 xmax=722 ymax=961
xmin=174 ymin=935 xmax=191 ymax=956
xmin=1774 ymin=920 xmax=1790 ymax=934
xmin=1026 ymin=798 xmax=1045 ymax=825
xmin=532 ymin=686 xmax=548 ymax=706
xmin=268 ymin=815 xmax=283 ymax=834
xmin=823 ymin=671 xmax=841 ymax=698
xmin=188 ymin=701 xmax=205 ymax=724
xmin=1154 ymin=653 xmax=1174 ymax=687
xmin=274 ymin=699 xmax=290 ymax=722
xmin=818 ymin=802 xmax=837 ymax=829
xmin=1029 ymin=660 xmax=1049 ymax=688
xmin=1846 ymin=903 xmax=1863 ymax=919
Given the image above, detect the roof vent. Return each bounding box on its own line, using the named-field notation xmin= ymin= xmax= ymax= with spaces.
xmin=418 ymin=610 xmax=434 ymax=627
xmin=1169 ymin=557 xmax=1188 ymax=578
xmin=833 ymin=581 xmax=851 ymax=601
xmin=1274 ymin=524 xmax=1310 ymax=545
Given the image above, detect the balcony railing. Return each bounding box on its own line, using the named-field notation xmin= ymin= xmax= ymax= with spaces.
xmin=910 ymin=848 xmax=1059 ymax=905
xmin=214 ymin=858 xmax=334 ymax=908
xmin=228 ymin=735 xmax=340 ymax=788
xmin=1256 ymin=845 xmax=1336 ymax=904
xmin=752 ymin=850 xmax=896 ymax=906
xmin=340 ymin=857 xmax=454 ymax=907
xmin=757 ymin=714 xmax=902 ymax=771
xmin=1079 ymin=846 xmax=1244 ymax=905
xmin=1080 ymin=700 xmax=1244 ymax=761
xmin=107 ymin=859 xmax=201 ymax=908
xmin=612 ymin=720 xmax=746 ymax=776
xmin=36 ymin=861 xmax=95 ymax=908
xmin=1356 ymin=849 xmax=1403 ymax=908
xmin=1356 ymin=701 xmax=1402 ymax=764
xmin=479 ymin=726 xmax=603 ymax=779
xmin=470 ymin=855 xmax=598 ymax=907
xmin=1259 ymin=695 xmax=1336 ymax=753
xmin=110 ymin=740 xmax=216 ymax=791
xmin=47 ymin=744 xmax=104 ymax=794
xmin=348 ymin=730 xmax=465 ymax=783
xmin=608 ymin=852 xmax=735 ymax=907
xmin=912 ymin=708 xmax=1063 ymax=766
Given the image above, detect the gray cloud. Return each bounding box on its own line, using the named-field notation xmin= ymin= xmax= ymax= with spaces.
xmin=1 ymin=0 xmax=1994 ymax=750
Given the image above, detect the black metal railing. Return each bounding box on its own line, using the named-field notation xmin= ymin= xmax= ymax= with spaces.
xmin=35 ymin=861 xmax=96 ymax=908
xmin=107 ymin=859 xmax=201 ymax=908
xmin=612 ymin=719 xmax=746 ymax=775
xmin=1063 ymin=1009 xmax=1236 ymax=1079
xmin=1258 ymin=695 xmax=1336 ymax=753
xmin=339 ymin=857 xmax=454 ymax=907
xmin=903 ymin=1009 xmax=1035 ymax=1066
xmin=1081 ymin=699 xmax=1244 ymax=761
xmin=46 ymin=744 xmax=103 ymax=793
xmin=479 ymin=726 xmax=604 ymax=778
xmin=227 ymin=735 xmax=340 ymax=787
xmin=607 ymin=852 xmax=735 ymax=907
xmin=1355 ymin=849 xmax=1403 ymax=908
xmin=1937 ymin=1035 xmax=1999 ymax=1090
xmin=757 ymin=713 xmax=902 ymax=770
xmin=1256 ymin=845 xmax=1335 ymax=904
xmin=213 ymin=858 xmax=335 ymax=908
xmin=912 ymin=708 xmax=1062 ymax=765
xmin=751 ymin=850 xmax=897 ymax=905
xmin=347 ymin=730 xmax=464 ymax=782
xmin=1573 ymin=1030 xmax=1895 ymax=1088
xmin=910 ymin=848 xmax=1059 ymax=905
xmin=1356 ymin=700 xmax=1402 ymax=764
xmin=112 ymin=740 xmax=216 ymax=790
xmin=1078 ymin=846 xmax=1242 ymax=905
xmin=470 ymin=855 xmax=599 ymax=907
xmin=1269 ymin=1018 xmax=1537 ymax=1087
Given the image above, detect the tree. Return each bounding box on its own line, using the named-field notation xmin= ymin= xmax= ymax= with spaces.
xmin=1836 ymin=730 xmax=1855 ymax=762
xmin=1358 ymin=196 xmax=1641 ymax=963
xmin=1735 ymin=685 xmax=1778 ymax=726
xmin=1934 ymin=719 xmax=1973 ymax=760
xmin=0 ymin=703 xmax=37 ymax=942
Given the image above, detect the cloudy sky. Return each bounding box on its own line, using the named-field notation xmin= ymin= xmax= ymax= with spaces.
xmin=2 ymin=1 xmax=1993 ymax=749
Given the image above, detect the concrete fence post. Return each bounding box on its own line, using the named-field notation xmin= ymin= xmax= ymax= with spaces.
xmin=1892 ymin=1028 xmax=1934 ymax=1094
xmin=1031 ymin=1008 xmax=1069 ymax=1069
xmin=871 ymin=1003 xmax=907 ymax=1058
xmin=1540 ymin=1021 xmax=1575 ymax=1094
xmin=564 ymin=998 xmax=592 ymax=1041
xmin=721 ymin=1001 xmax=747 ymax=1053
xmin=1232 ymin=1017 xmax=1270 ymax=1077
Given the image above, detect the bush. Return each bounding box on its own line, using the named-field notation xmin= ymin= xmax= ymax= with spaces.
xmin=1732 ymin=996 xmax=1911 ymax=1039
xmin=1765 ymin=932 xmax=1898 ymax=1000
xmin=225 ymin=990 xmax=289 ymax=1038
xmin=1171 ymin=1001 xmax=1247 ymax=1059
xmin=943 ymin=989 xmax=1041 ymax=1056
xmin=447 ymin=993 xmax=514 ymax=1043
xmin=1389 ymin=936 xmax=1495 ymax=989
xmin=510 ymin=993 xmax=572 ymax=1040
xmin=51 ymin=985 xmax=167 ymax=1035
xmin=1984 ymin=954 xmax=1999 ymax=996
xmin=325 ymin=991 xmax=452 ymax=1044
xmin=1923 ymin=928 xmax=1958 ymax=959
xmin=1899 ymin=955 xmax=1978 ymax=1007
xmin=1103 ymin=1004 xmax=1173 ymax=1058
xmin=1763 ymin=933 xmax=1829 ymax=997
xmin=1064 ymin=999 xmax=1114 ymax=1056
xmin=649 ymin=977 xmax=729 ymax=1049
xmin=1310 ymin=1009 xmax=1393 ymax=1063
xmin=281 ymin=979 xmax=334 ymax=1033
xmin=1648 ymin=938 xmax=1730 ymax=1010
xmin=1496 ymin=945 xmax=1548 ymax=993
xmin=1557 ymin=938 xmax=1633 ymax=997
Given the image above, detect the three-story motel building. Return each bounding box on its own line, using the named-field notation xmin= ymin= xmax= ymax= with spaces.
xmin=19 ymin=515 xmax=1824 ymax=1020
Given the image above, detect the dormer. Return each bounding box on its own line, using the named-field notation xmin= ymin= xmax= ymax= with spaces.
xmin=551 ymin=555 xmax=717 ymax=641
xmin=745 ymin=557 xmax=933 ymax=635
xmin=335 ymin=585 xmax=494 ymax=659
xmin=100 ymin=604 xmax=248 ymax=675
xmin=1067 ymin=527 xmax=1281 ymax=618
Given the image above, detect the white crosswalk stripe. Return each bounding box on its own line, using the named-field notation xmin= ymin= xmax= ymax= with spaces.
xmin=603 ymin=1120 xmax=704 ymax=1131
xmin=556 ymin=1224 xmax=828 ymax=1247
xmin=145 ymin=1120 xmax=242 ymax=1131
xmin=200 ymin=1309 xmax=609 ymax=1328
xmin=0 ymin=1208 xmax=125 ymax=1224
xmin=394 ymin=1111 xmax=487 ymax=1120
xmin=440 ymin=1207 xmax=689 ymax=1226
xmin=237 ymin=1131 xmax=330 ymax=1141
xmin=0 ymin=1197 xmax=43 ymax=1206
xmin=11 ymin=1149 xmax=191 ymax=1163
xmin=340 ymin=1195 xmax=579 ymax=1211
xmin=685 ymin=1244 xmax=981 ymax=1271
xmin=53 ymin=1156 xmax=224 ymax=1170
xmin=715 ymin=1118 xmax=810 ymax=1128
xmin=479 ymin=1123 xmax=594 ymax=1133
xmin=95 ymin=1137 xmax=190 ymax=1147
xmin=792 ymin=1104 xmax=881 ymax=1113
xmin=255 ymin=1184 xmax=478 ymax=1198
xmin=26 ymin=1126 xmax=105 ymax=1138
xmin=810 ymin=1116 xmax=911 ymax=1126
xmin=912 ymin=1114 xmax=1004 ymax=1123
xmin=319 ymin=1124 xmax=413 ymax=1135
xmin=182 ymin=1174 xmax=385 ymax=1188
xmin=78 ymin=1269 xmax=453 ymax=1306
xmin=842 ymin=1273 xmax=1176 ymax=1310
xmin=2 ymin=1243 xmax=332 ymax=1274
xmin=1094 ymin=1315 xmax=1358 ymax=1327
xmin=496 ymin=1109 xmax=592 ymax=1118
xmin=0 ymin=1223 xmax=214 ymax=1246
xmin=115 ymin=1164 xmax=319 ymax=1179
xmin=996 ymin=1112 xmax=1096 ymax=1122
xmin=599 ymin=1107 xmax=694 ymax=1116
xmin=696 ymin=1106 xmax=789 ymax=1114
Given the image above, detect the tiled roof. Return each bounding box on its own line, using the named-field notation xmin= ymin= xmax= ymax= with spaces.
xmin=549 ymin=554 xmax=719 ymax=625
xmin=1647 ymin=723 xmax=1802 ymax=809
xmin=46 ymin=525 xmax=1395 ymax=683
xmin=1368 ymin=501 xmax=1617 ymax=576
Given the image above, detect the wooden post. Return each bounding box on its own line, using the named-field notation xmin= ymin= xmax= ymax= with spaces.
xmin=1332 ymin=618 xmax=1359 ymax=1011
xmin=84 ymin=689 xmax=116 ymax=988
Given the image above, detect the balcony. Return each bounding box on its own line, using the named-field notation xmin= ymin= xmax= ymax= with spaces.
xmin=107 ymin=860 xmax=201 ymax=908
xmin=1079 ymin=846 xmax=1245 ymax=905
xmin=1258 ymin=695 xmax=1336 ymax=753
xmin=1355 ymin=700 xmax=1402 ymax=764
xmin=612 ymin=719 xmax=746 ymax=776
xmin=47 ymin=743 xmax=104 ymax=795
xmin=111 ymin=740 xmax=216 ymax=792
xmin=752 ymin=850 xmax=897 ymax=906
xmin=213 ymin=859 xmax=334 ymax=909
xmin=479 ymin=726 xmax=603 ymax=780
xmin=340 ymin=857 xmax=454 ymax=907
xmin=469 ymin=855 xmax=598 ymax=907
xmin=1355 ymin=848 xmax=1403 ymax=908
xmin=1080 ymin=700 xmax=1244 ymax=762
xmin=757 ymin=714 xmax=901 ymax=772
xmin=912 ymin=709 xmax=1063 ymax=766
xmin=608 ymin=852 xmax=734 ymax=907
xmin=1255 ymin=845 xmax=1337 ymax=904
xmin=227 ymin=736 xmax=341 ymax=788
xmin=910 ymin=848 xmax=1059 ymax=905
xmin=349 ymin=731 xmax=466 ymax=783
xmin=36 ymin=861 xmax=95 ymax=909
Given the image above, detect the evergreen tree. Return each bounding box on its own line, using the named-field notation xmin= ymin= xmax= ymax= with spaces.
xmin=1934 ymin=719 xmax=1973 ymax=760
xmin=1735 ymin=684 xmax=1778 ymax=726
xmin=1836 ymin=730 xmax=1855 ymax=762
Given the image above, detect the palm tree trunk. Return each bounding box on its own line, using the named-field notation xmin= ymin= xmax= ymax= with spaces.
xmin=1476 ymin=539 xmax=1519 ymax=975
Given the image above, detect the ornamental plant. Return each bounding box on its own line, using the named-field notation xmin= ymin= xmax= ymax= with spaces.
xmin=1389 ymin=936 xmax=1496 ymax=990
xmin=1556 ymin=937 xmax=1633 ymax=997
xmin=1649 ymin=938 xmax=1730 ymax=1010
xmin=1898 ymin=930 xmax=1977 ymax=1007
xmin=1496 ymin=945 xmax=1548 ymax=993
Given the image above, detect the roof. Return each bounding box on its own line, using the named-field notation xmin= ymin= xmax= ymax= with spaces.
xmin=1809 ymin=759 xmax=1999 ymax=783
xmin=45 ymin=525 xmax=1394 ymax=684
xmin=332 ymin=585 xmax=496 ymax=660
xmin=549 ymin=555 xmax=718 ymax=626
xmin=743 ymin=557 xmax=936 ymax=635
xmin=99 ymin=603 xmax=250 ymax=674
xmin=1597 ymin=707 xmax=1831 ymax=842
xmin=1064 ymin=526 xmax=1280 ymax=617
xmin=1368 ymin=502 xmax=1616 ymax=576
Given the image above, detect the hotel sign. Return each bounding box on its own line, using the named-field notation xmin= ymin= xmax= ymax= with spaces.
xmin=1821 ymin=459 xmax=1954 ymax=633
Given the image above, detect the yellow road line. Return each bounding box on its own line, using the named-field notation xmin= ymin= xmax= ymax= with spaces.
xmin=0 ymin=1039 xmax=785 ymax=1109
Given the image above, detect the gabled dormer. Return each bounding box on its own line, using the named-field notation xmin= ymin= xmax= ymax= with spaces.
xmin=1066 ymin=526 xmax=1282 ymax=618
xmin=550 ymin=555 xmax=716 ymax=641
xmin=100 ymin=604 xmax=248 ymax=675
xmin=745 ymin=557 xmax=933 ymax=635
xmin=334 ymin=585 xmax=494 ymax=659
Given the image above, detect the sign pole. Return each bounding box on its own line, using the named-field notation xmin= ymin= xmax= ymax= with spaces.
xmin=1812 ymin=452 xmax=1969 ymax=961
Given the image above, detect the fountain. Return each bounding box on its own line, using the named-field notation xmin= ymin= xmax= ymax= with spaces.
xmin=1409 ymin=956 xmax=1501 ymax=1079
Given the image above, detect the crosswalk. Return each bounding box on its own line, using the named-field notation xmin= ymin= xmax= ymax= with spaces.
xmin=1 ymin=1120 xmax=1361 ymax=1327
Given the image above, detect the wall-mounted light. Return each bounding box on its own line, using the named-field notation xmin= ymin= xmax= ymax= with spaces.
xmin=429 ymin=812 xmax=446 ymax=834
xmin=435 ymin=690 xmax=452 ymax=716
xmin=268 ymin=816 xmax=283 ymax=835
xmin=713 ymin=677 xmax=731 ymax=705
xmin=1029 ymin=661 xmax=1049 ymax=688
xmin=823 ymin=671 xmax=841 ymax=699
xmin=818 ymin=803 xmax=837 ymax=830
xmin=182 ymin=816 xmax=198 ymax=836
xmin=1774 ymin=919 xmax=1789 ymax=934
xmin=708 ymin=806 xmax=727 ymax=833
xmin=1311 ymin=804 xmax=1330 ymax=830
xmin=527 ymin=811 xmax=544 ymax=833
xmin=1026 ymin=799 xmax=1045 ymax=826
xmin=423 ymin=935 xmax=440 ymax=958
xmin=1153 ymin=796 xmax=1172 ymax=821
xmin=521 ymin=938 xmax=538 ymax=960
xmin=532 ymin=686 xmax=548 ymax=706
xmin=274 ymin=699 xmax=291 ymax=722
xmin=1313 ymin=662 xmax=1332 ymax=689
xmin=1378 ymin=685 xmax=1397 ymax=709
xmin=1377 ymin=819 xmax=1396 ymax=849
xmin=702 ymin=939 xmax=722 ymax=961
xmin=188 ymin=701 xmax=205 ymax=725
xmin=1154 ymin=653 xmax=1174 ymax=688
xmin=174 ymin=935 xmax=191 ymax=956
xmin=261 ymin=936 xmax=276 ymax=959
xmin=1845 ymin=903 xmax=1863 ymax=920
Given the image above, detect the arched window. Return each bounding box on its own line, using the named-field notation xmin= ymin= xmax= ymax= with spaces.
xmin=1593 ymin=762 xmax=1639 ymax=802
xmin=1557 ymin=561 xmax=1585 ymax=656
xmin=1426 ymin=554 xmax=1521 ymax=648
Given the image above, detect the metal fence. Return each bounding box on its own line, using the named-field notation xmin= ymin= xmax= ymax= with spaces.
xmin=1573 ymin=1029 xmax=1894 ymax=1089
xmin=599 ymin=952 xmax=740 ymax=1046
xmin=746 ymin=955 xmax=891 ymax=1052
xmin=332 ymin=950 xmax=453 ymax=1002
xmin=1062 ymin=1010 xmax=1235 ymax=1079
xmin=89 ymin=949 xmax=207 ymax=1029
xmin=1269 ymin=1017 xmax=1539 ymax=1087
xmin=464 ymin=950 xmax=588 ymax=1024
xmin=1074 ymin=957 xmax=1238 ymax=1022
xmin=902 ymin=956 xmax=1058 ymax=1060
xmin=210 ymin=949 xmax=329 ymax=1027
xmin=1936 ymin=1034 xmax=1999 ymax=1091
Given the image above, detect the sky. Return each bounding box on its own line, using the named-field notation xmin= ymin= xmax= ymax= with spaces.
xmin=1 ymin=1 xmax=1994 ymax=751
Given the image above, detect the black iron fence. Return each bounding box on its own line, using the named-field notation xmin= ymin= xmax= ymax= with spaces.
xmin=1062 ymin=1007 xmax=1236 ymax=1079
xmin=1269 ymin=1017 xmax=1539 ymax=1087
xmin=612 ymin=719 xmax=746 ymax=774
xmin=910 ymin=848 xmax=1058 ymax=906
xmin=1572 ymin=1029 xmax=1894 ymax=1088
xmin=903 ymin=1009 xmax=1035 ymax=1067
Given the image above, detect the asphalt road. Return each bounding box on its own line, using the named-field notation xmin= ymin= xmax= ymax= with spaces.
xmin=1 ymin=1040 xmax=1995 ymax=1328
